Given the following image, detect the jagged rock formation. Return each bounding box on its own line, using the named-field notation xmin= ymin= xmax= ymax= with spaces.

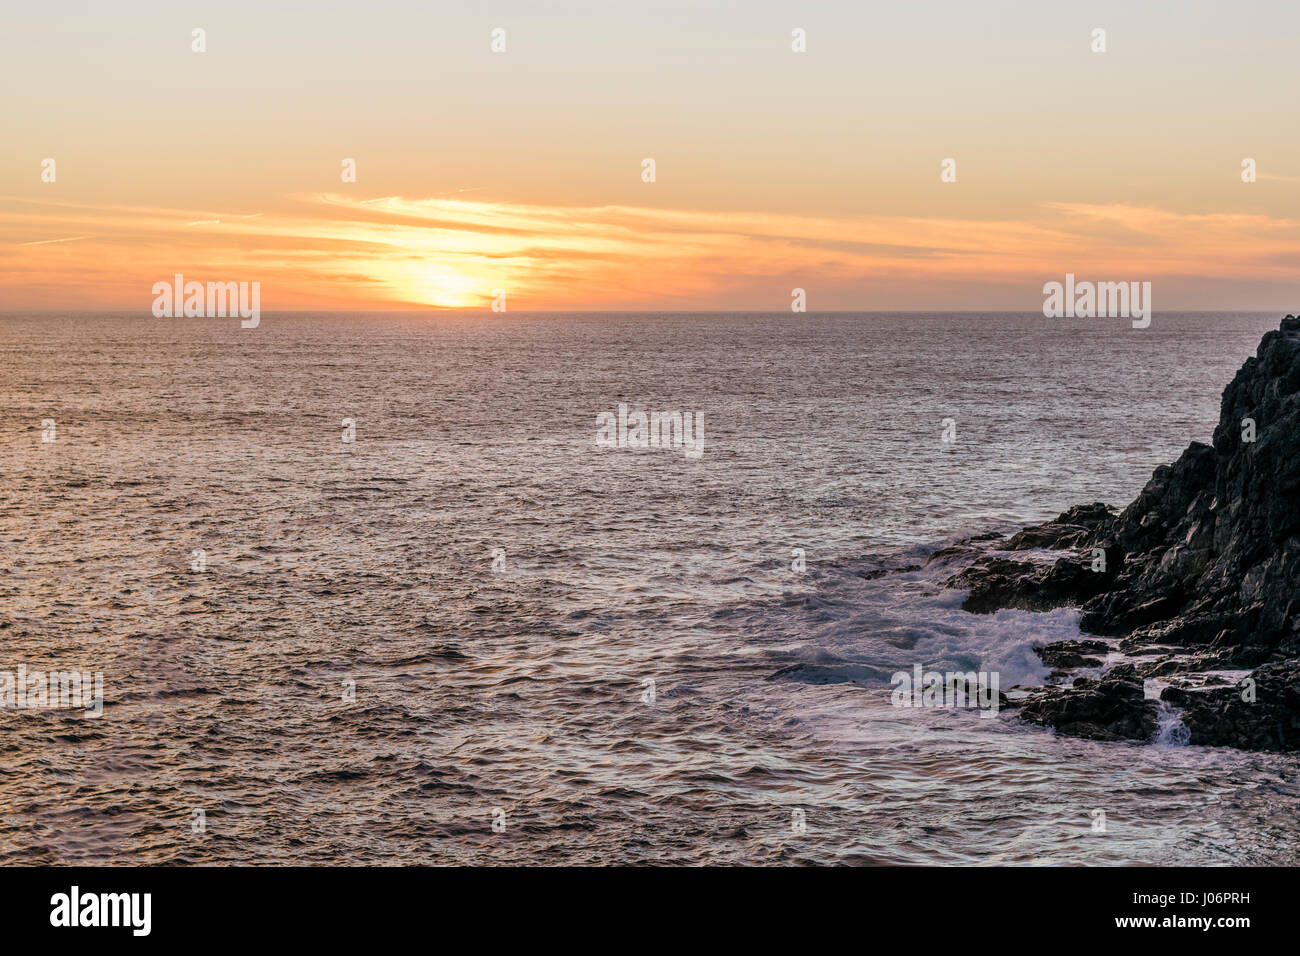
xmin=1018 ymin=665 xmax=1159 ymax=743
xmin=947 ymin=316 xmax=1300 ymax=750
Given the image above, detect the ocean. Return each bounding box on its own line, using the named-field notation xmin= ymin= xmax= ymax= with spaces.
xmin=2 ymin=310 xmax=1298 ymax=864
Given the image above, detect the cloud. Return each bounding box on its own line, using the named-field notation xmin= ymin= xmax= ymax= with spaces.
xmin=16 ymin=236 xmax=89 ymax=246
xmin=2 ymin=194 xmax=1298 ymax=310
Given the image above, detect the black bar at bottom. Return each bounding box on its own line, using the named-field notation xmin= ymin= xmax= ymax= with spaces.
xmin=0 ymin=865 xmax=1271 ymax=942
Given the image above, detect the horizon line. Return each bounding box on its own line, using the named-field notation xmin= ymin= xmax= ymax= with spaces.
xmin=1 ymin=308 xmax=1292 ymax=316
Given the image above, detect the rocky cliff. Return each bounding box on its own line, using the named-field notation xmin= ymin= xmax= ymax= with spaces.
xmin=947 ymin=315 xmax=1300 ymax=750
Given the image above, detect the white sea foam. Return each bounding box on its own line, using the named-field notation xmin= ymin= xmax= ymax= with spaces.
xmin=768 ymin=563 xmax=1064 ymax=690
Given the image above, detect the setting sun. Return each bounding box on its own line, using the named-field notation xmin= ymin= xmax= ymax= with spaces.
xmin=403 ymin=265 xmax=488 ymax=309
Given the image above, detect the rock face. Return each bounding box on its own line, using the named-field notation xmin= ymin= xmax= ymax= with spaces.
xmin=1160 ymin=659 xmax=1300 ymax=750
xmin=949 ymin=316 xmax=1300 ymax=750
xmin=1019 ymin=665 xmax=1159 ymax=743
xmin=1033 ymin=639 xmax=1110 ymax=671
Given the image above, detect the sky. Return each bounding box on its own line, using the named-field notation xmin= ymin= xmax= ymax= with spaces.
xmin=3 ymin=0 xmax=1299 ymax=311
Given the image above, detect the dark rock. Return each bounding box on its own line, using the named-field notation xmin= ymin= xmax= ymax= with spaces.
xmin=1160 ymin=659 xmax=1300 ymax=750
xmin=1020 ymin=663 xmax=1159 ymax=742
xmin=925 ymin=543 xmax=988 ymax=566
xmin=949 ymin=552 xmax=1115 ymax=614
xmin=949 ymin=316 xmax=1300 ymax=751
xmin=767 ymin=662 xmax=895 ymax=685
xmin=1074 ymin=319 xmax=1300 ymax=652
xmin=1034 ymin=639 xmax=1111 ymax=669
xmin=856 ymin=563 xmax=922 ymax=580
xmin=944 ymin=674 xmax=1011 ymax=710
xmin=1003 ymin=503 xmax=1115 ymax=550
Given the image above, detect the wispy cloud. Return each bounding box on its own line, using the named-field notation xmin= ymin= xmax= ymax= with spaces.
xmin=2 ymin=194 xmax=1298 ymax=310
xmin=16 ymin=235 xmax=89 ymax=246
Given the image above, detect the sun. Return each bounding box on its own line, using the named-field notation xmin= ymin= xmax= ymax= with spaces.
xmin=401 ymin=264 xmax=487 ymax=309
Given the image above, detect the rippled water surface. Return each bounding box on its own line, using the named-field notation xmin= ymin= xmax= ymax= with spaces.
xmin=2 ymin=311 xmax=1298 ymax=864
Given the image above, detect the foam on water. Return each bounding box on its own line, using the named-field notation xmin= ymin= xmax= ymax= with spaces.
xmin=1154 ymin=701 xmax=1192 ymax=748
xmin=756 ymin=558 xmax=1063 ymax=690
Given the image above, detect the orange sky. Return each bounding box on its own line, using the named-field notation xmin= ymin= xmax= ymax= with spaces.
xmin=3 ymin=2 xmax=1299 ymax=311
xmin=5 ymin=192 xmax=1300 ymax=311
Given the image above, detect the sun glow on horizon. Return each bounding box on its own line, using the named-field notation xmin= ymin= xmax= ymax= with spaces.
xmin=405 ymin=265 xmax=490 ymax=309
xmin=3 ymin=192 xmax=1300 ymax=312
